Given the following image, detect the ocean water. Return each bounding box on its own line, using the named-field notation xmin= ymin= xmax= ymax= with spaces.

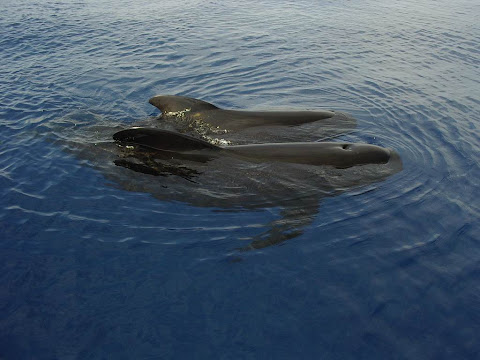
xmin=1 ymin=0 xmax=479 ymax=358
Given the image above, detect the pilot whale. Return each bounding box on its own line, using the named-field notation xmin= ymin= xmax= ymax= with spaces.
xmin=44 ymin=109 xmax=403 ymax=250
xmin=113 ymin=128 xmax=394 ymax=169
xmin=46 ymin=101 xmax=401 ymax=250
xmin=149 ymin=95 xmax=337 ymax=132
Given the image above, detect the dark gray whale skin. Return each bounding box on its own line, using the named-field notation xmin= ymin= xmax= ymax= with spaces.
xmin=149 ymin=95 xmax=336 ymax=131
xmin=109 ymin=127 xmax=402 ymax=250
xmin=113 ymin=128 xmax=393 ymax=169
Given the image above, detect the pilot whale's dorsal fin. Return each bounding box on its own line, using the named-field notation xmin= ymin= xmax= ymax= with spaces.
xmin=149 ymin=95 xmax=219 ymax=115
xmin=113 ymin=128 xmax=220 ymax=152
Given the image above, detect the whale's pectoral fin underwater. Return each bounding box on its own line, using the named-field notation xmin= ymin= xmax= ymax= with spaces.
xmin=238 ymin=206 xmax=317 ymax=251
xmin=113 ymin=127 xmax=396 ymax=169
xmin=148 ymin=95 xmax=338 ymax=132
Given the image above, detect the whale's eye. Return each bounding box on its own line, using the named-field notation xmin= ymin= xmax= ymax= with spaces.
xmin=342 ymin=144 xmax=351 ymax=150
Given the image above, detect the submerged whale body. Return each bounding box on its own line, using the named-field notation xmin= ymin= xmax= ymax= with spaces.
xmin=113 ymin=128 xmax=394 ymax=169
xmin=149 ymin=95 xmax=337 ymax=131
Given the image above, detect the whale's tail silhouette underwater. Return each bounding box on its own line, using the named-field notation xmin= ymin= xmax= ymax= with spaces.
xmin=48 ymin=95 xmax=402 ymax=250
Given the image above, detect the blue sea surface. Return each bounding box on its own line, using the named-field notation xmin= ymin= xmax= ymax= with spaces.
xmin=1 ymin=0 xmax=479 ymax=358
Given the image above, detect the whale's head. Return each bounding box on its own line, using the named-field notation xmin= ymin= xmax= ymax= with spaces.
xmin=341 ymin=143 xmax=390 ymax=163
xmin=228 ymin=142 xmax=402 ymax=170
xmin=332 ymin=143 xmax=402 ymax=169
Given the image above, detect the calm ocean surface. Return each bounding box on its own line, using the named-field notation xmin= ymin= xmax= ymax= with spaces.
xmin=1 ymin=0 xmax=479 ymax=358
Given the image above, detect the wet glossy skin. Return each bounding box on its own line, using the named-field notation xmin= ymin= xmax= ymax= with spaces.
xmin=113 ymin=128 xmax=394 ymax=169
xmin=149 ymin=95 xmax=336 ymax=131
